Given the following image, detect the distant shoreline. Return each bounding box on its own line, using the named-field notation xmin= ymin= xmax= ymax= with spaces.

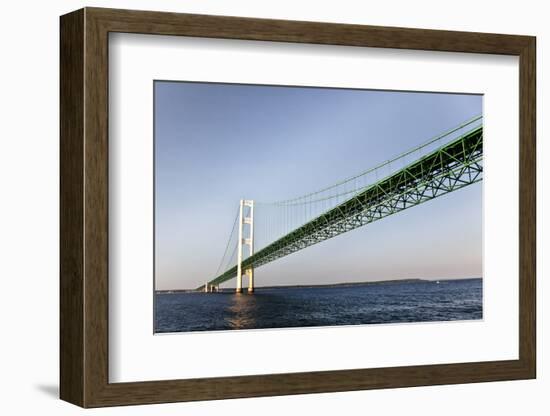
xmin=155 ymin=277 xmax=482 ymax=294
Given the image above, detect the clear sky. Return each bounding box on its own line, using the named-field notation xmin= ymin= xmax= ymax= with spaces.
xmin=154 ymin=81 xmax=482 ymax=290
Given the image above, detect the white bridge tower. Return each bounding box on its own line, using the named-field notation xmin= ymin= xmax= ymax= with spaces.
xmin=236 ymin=199 xmax=254 ymax=294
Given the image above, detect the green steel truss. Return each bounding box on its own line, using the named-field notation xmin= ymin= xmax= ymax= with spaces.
xmin=207 ymin=125 xmax=483 ymax=287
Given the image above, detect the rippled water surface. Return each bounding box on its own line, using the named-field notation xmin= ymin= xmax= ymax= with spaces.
xmin=154 ymin=278 xmax=482 ymax=333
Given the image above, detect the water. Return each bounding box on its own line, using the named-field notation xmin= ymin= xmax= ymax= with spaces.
xmin=154 ymin=278 xmax=482 ymax=333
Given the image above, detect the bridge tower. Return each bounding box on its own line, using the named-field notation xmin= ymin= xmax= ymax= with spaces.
xmin=236 ymin=199 xmax=254 ymax=294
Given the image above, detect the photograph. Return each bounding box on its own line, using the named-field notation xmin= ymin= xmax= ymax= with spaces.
xmin=153 ymin=81 xmax=483 ymax=333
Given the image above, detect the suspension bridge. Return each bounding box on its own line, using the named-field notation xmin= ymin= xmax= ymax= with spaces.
xmin=199 ymin=115 xmax=483 ymax=293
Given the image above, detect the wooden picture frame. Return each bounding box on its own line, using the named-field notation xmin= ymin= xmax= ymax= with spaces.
xmin=60 ymin=7 xmax=536 ymax=408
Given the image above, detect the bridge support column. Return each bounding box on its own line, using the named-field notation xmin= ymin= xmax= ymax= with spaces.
xmin=247 ymin=268 xmax=254 ymax=293
xmin=236 ymin=199 xmax=254 ymax=294
xmin=236 ymin=200 xmax=244 ymax=293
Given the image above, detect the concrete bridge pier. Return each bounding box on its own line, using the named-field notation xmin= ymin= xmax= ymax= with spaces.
xmin=204 ymin=283 xmax=221 ymax=293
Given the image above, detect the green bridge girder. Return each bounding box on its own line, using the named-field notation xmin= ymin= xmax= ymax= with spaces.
xmin=206 ymin=124 xmax=483 ymax=288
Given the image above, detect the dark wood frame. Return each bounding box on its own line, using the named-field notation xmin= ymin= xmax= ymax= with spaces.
xmin=60 ymin=7 xmax=536 ymax=408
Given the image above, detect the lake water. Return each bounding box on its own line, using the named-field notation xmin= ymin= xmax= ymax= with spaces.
xmin=154 ymin=278 xmax=482 ymax=333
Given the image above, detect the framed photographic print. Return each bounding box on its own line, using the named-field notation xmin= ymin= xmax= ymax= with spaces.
xmin=60 ymin=7 xmax=536 ymax=407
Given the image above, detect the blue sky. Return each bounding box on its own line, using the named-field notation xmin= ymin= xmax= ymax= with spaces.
xmin=154 ymin=81 xmax=482 ymax=290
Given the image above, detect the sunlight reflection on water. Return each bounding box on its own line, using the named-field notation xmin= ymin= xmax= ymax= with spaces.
xmin=226 ymin=293 xmax=258 ymax=329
